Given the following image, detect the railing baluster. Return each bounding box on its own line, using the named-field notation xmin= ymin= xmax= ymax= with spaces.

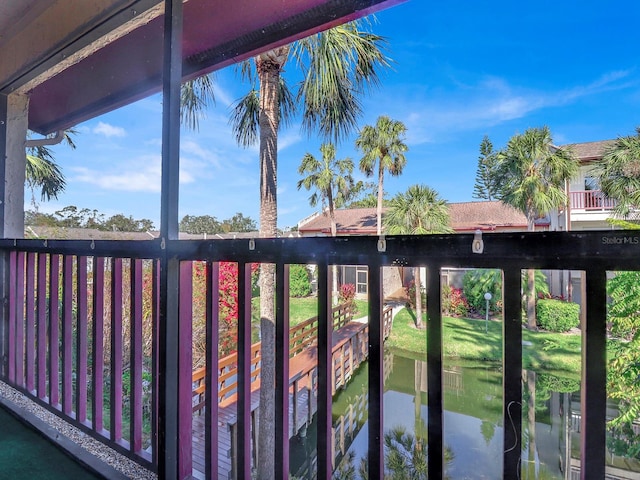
xmin=502 ymin=267 xmax=523 ymax=476
xmin=205 ymin=261 xmax=220 ymax=480
xmin=275 ymin=263 xmax=290 ymax=479
xmin=15 ymin=251 xmax=25 ymax=388
xmin=581 ymin=269 xmax=607 ymax=479
xmin=177 ymin=261 xmax=193 ymax=477
xmin=236 ymin=262 xmax=253 ymax=479
xmin=426 ymin=265 xmax=443 ymax=478
xmin=130 ymin=258 xmax=143 ymax=453
xmin=48 ymin=254 xmax=60 ymax=407
xmin=151 ymin=259 xmax=160 ymax=467
xmin=92 ymin=257 xmax=105 ymax=433
xmin=36 ymin=253 xmax=47 ymax=399
xmin=7 ymin=251 xmax=17 ymax=383
xmin=25 ymin=252 xmax=36 ymax=393
xmin=76 ymin=256 xmax=88 ymax=424
xmin=62 ymin=255 xmax=74 ymax=416
xmin=111 ymin=257 xmax=123 ymax=441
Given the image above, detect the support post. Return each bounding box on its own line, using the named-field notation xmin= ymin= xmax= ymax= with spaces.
xmin=0 ymin=92 xmax=28 ymax=377
xmin=157 ymin=0 xmax=184 ymax=478
xmin=0 ymin=92 xmax=28 ymax=239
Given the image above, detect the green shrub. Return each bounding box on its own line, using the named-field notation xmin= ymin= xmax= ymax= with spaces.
xmin=462 ymin=268 xmax=549 ymax=316
xmin=289 ymin=264 xmax=312 ymax=297
xmin=462 ymin=269 xmax=502 ymax=313
xmin=536 ymin=299 xmax=579 ymax=332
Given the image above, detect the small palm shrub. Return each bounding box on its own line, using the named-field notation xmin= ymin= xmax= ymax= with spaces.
xmin=536 ymin=299 xmax=579 ymax=332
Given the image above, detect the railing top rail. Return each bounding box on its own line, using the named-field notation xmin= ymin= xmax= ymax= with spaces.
xmin=2 ymin=230 xmax=640 ymax=270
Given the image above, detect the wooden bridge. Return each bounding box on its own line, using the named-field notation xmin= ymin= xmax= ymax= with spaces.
xmin=189 ymin=303 xmax=393 ymax=479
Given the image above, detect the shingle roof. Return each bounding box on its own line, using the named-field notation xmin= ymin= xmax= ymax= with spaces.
xmin=448 ymin=201 xmax=529 ymax=231
xmin=560 ymin=140 xmax=615 ymax=162
xmin=298 ymin=208 xmax=378 ymax=235
xmin=25 ymin=226 xmax=261 ymax=241
xmin=298 ymin=201 xmax=538 ymax=235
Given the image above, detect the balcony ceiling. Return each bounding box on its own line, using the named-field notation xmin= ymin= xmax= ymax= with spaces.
xmin=0 ymin=0 xmax=404 ymax=134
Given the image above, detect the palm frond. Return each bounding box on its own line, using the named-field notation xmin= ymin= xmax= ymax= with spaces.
xmin=293 ymin=20 xmax=390 ymax=143
xmin=26 ymin=154 xmax=66 ymax=201
xmin=180 ymin=74 xmax=216 ymax=131
xmin=229 ymin=89 xmax=260 ymax=147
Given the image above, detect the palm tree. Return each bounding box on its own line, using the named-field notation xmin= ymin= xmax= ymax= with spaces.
xmin=356 ymin=115 xmax=408 ymax=235
xmin=596 ymin=127 xmax=640 ymax=220
xmin=495 ymin=126 xmax=578 ymax=329
xmin=384 ymin=185 xmax=452 ymax=328
xmin=25 ymin=130 xmax=76 ymax=202
xmin=297 ymin=143 xmax=355 ymax=236
xmin=183 ymin=20 xmax=390 ymax=478
xmin=298 ymin=143 xmax=354 ymax=304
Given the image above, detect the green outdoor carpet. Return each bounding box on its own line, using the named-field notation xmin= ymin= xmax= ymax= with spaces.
xmin=0 ymin=405 xmax=102 ymax=479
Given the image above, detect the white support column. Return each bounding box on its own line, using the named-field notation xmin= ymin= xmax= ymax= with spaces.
xmin=0 ymin=92 xmax=28 ymax=239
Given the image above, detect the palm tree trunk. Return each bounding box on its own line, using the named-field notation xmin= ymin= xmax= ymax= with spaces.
xmin=376 ymin=162 xmax=384 ymax=235
xmin=526 ymin=212 xmax=537 ymax=329
xmin=256 ymin=48 xmax=286 ymax=479
xmin=414 ymin=266 xmax=423 ymax=328
xmin=328 ymin=195 xmax=339 ymax=304
xmin=527 ymin=269 xmax=536 ymax=329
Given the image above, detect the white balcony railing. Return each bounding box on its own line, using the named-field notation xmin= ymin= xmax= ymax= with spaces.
xmin=570 ymin=190 xmax=617 ymax=211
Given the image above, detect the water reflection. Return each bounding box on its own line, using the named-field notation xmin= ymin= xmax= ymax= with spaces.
xmin=288 ymin=352 xmax=640 ymax=479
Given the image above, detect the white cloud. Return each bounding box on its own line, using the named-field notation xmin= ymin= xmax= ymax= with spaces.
xmin=70 ymin=154 xmax=195 ymax=192
xmin=399 ymin=69 xmax=636 ymax=145
xmin=93 ymin=121 xmax=126 ymax=138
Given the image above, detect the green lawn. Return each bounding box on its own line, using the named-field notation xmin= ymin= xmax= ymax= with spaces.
xmin=251 ymin=296 xmax=369 ymax=326
xmin=386 ymin=308 xmax=582 ymax=377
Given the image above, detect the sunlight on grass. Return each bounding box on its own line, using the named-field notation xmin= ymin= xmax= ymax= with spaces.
xmin=386 ymin=307 xmax=582 ymax=377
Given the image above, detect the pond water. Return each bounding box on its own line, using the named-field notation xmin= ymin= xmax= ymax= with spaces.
xmin=289 ymin=351 xmax=640 ymax=479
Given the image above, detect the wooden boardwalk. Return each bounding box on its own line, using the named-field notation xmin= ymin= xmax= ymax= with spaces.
xmin=189 ymin=310 xmax=393 ymax=479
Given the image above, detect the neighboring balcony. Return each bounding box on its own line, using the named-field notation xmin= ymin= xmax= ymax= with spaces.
xmin=569 ymin=190 xmax=617 ymax=224
xmin=570 ymin=190 xmax=617 ymax=211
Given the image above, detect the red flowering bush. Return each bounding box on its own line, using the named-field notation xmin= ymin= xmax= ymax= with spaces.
xmin=441 ymin=284 xmax=469 ymax=317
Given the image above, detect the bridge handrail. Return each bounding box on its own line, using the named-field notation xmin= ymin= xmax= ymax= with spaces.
xmin=192 ymin=303 xmax=392 ymax=412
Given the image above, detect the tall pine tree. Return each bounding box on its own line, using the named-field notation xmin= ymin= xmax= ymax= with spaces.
xmin=473 ymin=135 xmax=499 ymax=200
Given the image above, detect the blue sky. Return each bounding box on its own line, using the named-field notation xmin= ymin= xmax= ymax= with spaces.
xmin=36 ymin=0 xmax=640 ymax=230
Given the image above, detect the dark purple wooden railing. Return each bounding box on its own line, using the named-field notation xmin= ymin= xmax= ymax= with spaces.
xmin=0 ymin=231 xmax=637 ymax=479
xmin=2 ymin=249 xmax=158 ymax=467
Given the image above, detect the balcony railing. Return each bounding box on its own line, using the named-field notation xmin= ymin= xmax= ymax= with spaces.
xmin=570 ymin=190 xmax=617 ymax=210
xmin=0 ymin=231 xmax=638 ymax=479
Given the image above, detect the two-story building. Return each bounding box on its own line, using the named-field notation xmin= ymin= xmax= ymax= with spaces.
xmin=298 ymin=139 xmax=620 ymax=302
xmin=552 ymin=139 xmax=617 ymax=232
